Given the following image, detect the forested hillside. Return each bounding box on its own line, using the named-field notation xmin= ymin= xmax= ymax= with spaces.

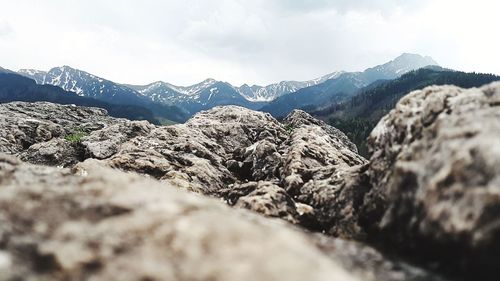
xmin=311 ymin=68 xmax=500 ymax=155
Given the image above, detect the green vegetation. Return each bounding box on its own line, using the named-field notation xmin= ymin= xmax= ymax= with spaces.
xmin=284 ymin=124 xmax=294 ymax=134
xmin=311 ymin=68 xmax=500 ymax=157
xmin=156 ymin=117 xmax=177 ymax=126
xmin=64 ymin=128 xmax=89 ymax=143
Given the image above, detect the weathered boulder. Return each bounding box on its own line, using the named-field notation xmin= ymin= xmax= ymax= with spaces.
xmin=0 ymin=154 xmax=445 ymax=281
xmin=186 ymin=106 xmax=288 ymax=156
xmin=0 ymin=102 xmax=123 ymax=166
xmin=82 ymin=121 xmax=155 ymax=159
xmin=19 ymin=138 xmax=83 ymax=167
xmin=222 ymin=181 xmax=305 ymax=224
xmin=283 ymin=109 xmax=359 ymax=153
xmin=362 ymin=82 xmax=500 ymax=279
xmin=105 ymin=123 xmax=234 ymax=193
xmin=0 ymin=103 xmax=369 ymax=237
xmin=279 ymin=111 xmax=368 ymax=234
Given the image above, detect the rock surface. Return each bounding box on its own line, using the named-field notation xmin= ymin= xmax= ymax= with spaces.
xmin=0 ymin=155 xmax=443 ymax=281
xmin=0 ymin=102 xmax=367 ymax=236
xmin=363 ymin=82 xmax=500 ymax=279
xmin=2 ymin=80 xmax=500 ymax=281
xmin=0 ymin=102 xmax=118 ymax=155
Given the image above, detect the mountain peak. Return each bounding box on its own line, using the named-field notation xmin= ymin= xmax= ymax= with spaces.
xmin=393 ymin=53 xmax=438 ymax=67
xmin=202 ymin=78 xmax=217 ymax=84
xmin=363 ymin=53 xmax=439 ymax=79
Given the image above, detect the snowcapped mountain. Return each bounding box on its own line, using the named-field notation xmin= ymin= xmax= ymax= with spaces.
xmin=236 ymin=71 xmax=344 ymax=102
xmin=261 ymin=53 xmax=439 ymax=117
xmin=16 ymin=53 xmax=439 ymax=119
xmin=18 ymin=66 xmax=145 ymax=104
xmin=129 ymin=79 xmax=263 ymax=115
xmin=18 ymin=66 xmax=189 ymax=122
xmin=362 ymin=53 xmax=438 ymax=81
xmin=130 ymin=78 xmax=220 ymax=104
xmin=130 ymin=71 xmax=346 ymax=108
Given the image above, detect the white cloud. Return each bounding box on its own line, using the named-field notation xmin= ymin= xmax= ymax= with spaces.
xmin=0 ymin=0 xmax=498 ymax=86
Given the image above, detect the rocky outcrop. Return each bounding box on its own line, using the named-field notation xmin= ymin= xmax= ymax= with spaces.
xmin=363 ymin=82 xmax=500 ymax=279
xmin=2 ymin=81 xmax=500 ymax=281
xmin=0 ymin=155 xmax=444 ymax=281
xmin=0 ymin=103 xmax=365 ymax=236
xmin=0 ymin=102 xmax=126 ymax=167
xmin=0 ymin=155 xmax=352 ymax=281
xmin=0 ymin=102 xmax=114 ymax=150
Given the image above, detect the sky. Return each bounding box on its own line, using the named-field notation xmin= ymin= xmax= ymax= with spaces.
xmin=0 ymin=0 xmax=499 ymax=86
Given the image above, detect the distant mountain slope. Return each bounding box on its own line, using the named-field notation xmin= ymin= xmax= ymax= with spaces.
xmin=128 ymin=79 xmax=266 ymax=115
xmin=260 ymin=53 xmax=439 ymax=117
xmin=310 ymin=68 xmax=500 ymax=155
xmin=15 ymin=53 xmax=440 ymax=119
xmin=18 ymin=66 xmax=188 ymax=123
xmin=0 ymin=72 xmax=160 ymax=124
xmin=0 ymin=66 xmax=15 ymax=74
xmin=236 ymin=71 xmax=344 ymax=102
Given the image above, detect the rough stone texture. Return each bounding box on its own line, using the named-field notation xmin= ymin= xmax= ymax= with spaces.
xmin=363 ymin=82 xmax=500 ymax=279
xmin=223 ymin=181 xmax=305 ymax=224
xmin=283 ymin=109 xmax=359 ymax=153
xmin=0 ymin=103 xmax=370 ymax=237
xmin=0 ymin=97 xmax=478 ymax=280
xmin=0 ymin=154 xmax=445 ymax=281
xmin=84 ymin=106 xmax=366 ymax=237
xmin=105 ymin=124 xmax=234 ymax=193
xmin=186 ymin=106 xmax=288 ymax=155
xmin=19 ymin=138 xmax=83 ymax=167
xmin=0 ymin=102 xmax=117 ymax=152
xmin=297 ymin=164 xmax=371 ymax=238
xmin=82 ymin=121 xmax=155 ymax=159
xmin=279 ymin=112 xmax=368 ymax=234
xmin=0 ymin=102 xmax=123 ymax=167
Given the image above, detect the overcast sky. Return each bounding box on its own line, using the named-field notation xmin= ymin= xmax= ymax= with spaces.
xmin=0 ymin=0 xmax=498 ymax=86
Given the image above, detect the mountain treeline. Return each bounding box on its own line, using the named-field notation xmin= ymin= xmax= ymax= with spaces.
xmin=311 ymin=68 xmax=500 ymax=156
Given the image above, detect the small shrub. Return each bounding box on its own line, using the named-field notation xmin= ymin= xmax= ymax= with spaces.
xmin=64 ymin=128 xmax=88 ymax=143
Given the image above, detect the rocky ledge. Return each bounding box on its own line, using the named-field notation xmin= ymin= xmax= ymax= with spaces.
xmin=0 ymin=81 xmax=499 ymax=280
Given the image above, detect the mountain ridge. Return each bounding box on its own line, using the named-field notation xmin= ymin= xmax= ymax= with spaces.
xmin=17 ymin=53 xmax=439 ymax=118
xmin=260 ymin=53 xmax=440 ymax=117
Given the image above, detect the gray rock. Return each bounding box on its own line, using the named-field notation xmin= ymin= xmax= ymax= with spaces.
xmin=105 ymin=124 xmax=234 ymax=193
xmin=82 ymin=121 xmax=155 ymax=159
xmin=0 ymin=154 xmax=446 ymax=281
xmin=279 ymin=117 xmax=368 ymax=235
xmin=187 ymin=106 xmax=288 ymax=155
xmin=19 ymin=138 xmax=82 ymax=167
xmin=362 ymin=82 xmax=500 ymax=279
xmin=0 ymin=102 xmax=367 ymax=237
xmin=0 ymin=102 xmax=121 ymax=166
xmin=283 ymin=109 xmax=359 ymax=153
xmin=0 ymin=155 xmax=326 ymax=280
xmin=225 ymin=181 xmax=305 ymax=224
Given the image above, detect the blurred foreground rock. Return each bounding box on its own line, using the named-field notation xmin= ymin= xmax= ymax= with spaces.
xmin=0 ymin=155 xmax=443 ymax=281
xmin=362 ymin=82 xmax=500 ymax=279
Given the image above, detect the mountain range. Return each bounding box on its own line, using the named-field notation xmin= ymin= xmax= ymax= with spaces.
xmin=4 ymin=52 xmax=500 ymax=152
xmin=260 ymin=53 xmax=438 ymax=117
xmin=17 ymin=53 xmax=438 ymax=118
xmin=17 ymin=67 xmax=188 ymax=123
xmin=0 ymin=72 xmax=160 ymax=124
